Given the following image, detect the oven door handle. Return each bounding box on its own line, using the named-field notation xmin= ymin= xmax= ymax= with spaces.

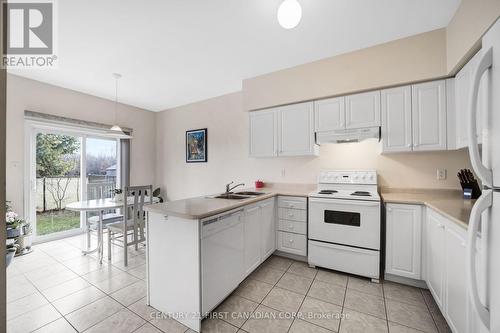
xmin=309 ymin=197 xmax=380 ymax=207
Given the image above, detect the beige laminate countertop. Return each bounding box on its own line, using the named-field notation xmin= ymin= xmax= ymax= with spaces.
xmin=144 ymin=184 xmax=315 ymax=220
xmin=381 ymin=189 xmax=475 ymax=229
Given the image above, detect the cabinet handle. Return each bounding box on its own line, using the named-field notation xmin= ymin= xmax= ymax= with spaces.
xmin=288 ymin=239 xmax=294 ymax=243
xmin=387 ymin=208 xmax=392 ymax=212
xmin=288 ymin=225 xmax=294 ymax=230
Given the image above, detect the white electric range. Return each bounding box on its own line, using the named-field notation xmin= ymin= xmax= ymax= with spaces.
xmin=308 ymin=170 xmax=381 ymax=282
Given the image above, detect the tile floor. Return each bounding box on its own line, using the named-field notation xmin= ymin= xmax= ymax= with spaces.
xmin=6 ymin=235 xmax=451 ymax=333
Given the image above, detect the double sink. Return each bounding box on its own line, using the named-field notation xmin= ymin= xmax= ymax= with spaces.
xmin=212 ymin=191 xmax=267 ymax=200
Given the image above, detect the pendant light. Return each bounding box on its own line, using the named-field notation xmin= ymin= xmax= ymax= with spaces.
xmin=109 ymin=73 xmax=131 ymax=138
xmin=277 ymin=0 xmax=302 ymax=29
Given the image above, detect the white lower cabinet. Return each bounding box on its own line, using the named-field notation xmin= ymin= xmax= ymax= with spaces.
xmin=244 ymin=198 xmax=276 ymax=275
xmin=385 ymin=204 xmax=422 ymax=279
xmin=276 ymin=196 xmax=308 ymax=257
xmin=426 ymin=208 xmax=446 ymax=308
xmin=277 ymin=231 xmax=307 ymax=256
xmin=385 ymin=203 xmax=479 ymax=333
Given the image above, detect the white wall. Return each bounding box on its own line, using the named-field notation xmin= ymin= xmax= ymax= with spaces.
xmin=6 ymin=74 xmax=156 ymax=215
xmin=156 ymin=92 xmax=472 ymax=201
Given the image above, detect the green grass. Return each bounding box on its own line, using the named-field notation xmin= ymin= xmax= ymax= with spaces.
xmin=36 ymin=210 xmax=81 ymax=235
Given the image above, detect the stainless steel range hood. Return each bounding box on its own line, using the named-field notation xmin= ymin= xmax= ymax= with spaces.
xmin=316 ymin=127 xmax=380 ymax=144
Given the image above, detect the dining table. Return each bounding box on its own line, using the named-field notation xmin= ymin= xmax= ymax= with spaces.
xmin=66 ymin=196 xmax=159 ymax=264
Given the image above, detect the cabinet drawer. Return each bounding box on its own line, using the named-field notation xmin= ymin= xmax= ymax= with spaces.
xmin=277 ymin=231 xmax=307 ymax=256
xmin=278 ymin=208 xmax=307 ymax=222
xmin=278 ymin=220 xmax=307 ymax=235
xmin=278 ymin=196 xmax=307 ymax=210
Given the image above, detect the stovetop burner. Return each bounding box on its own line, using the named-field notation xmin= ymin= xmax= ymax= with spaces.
xmin=351 ymin=191 xmax=371 ymax=196
xmin=318 ymin=190 xmax=338 ymax=194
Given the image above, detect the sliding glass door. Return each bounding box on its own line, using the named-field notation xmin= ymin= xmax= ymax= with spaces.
xmin=28 ymin=127 xmax=119 ymax=242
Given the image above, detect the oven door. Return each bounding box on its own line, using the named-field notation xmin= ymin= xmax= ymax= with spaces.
xmin=309 ymin=197 xmax=380 ymax=250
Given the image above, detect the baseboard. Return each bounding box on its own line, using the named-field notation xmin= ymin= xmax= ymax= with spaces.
xmin=274 ymin=250 xmax=308 ymax=263
xmin=384 ymin=273 xmax=428 ymax=289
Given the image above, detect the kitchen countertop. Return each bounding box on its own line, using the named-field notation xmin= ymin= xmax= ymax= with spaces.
xmin=144 ymin=183 xmax=315 ymax=220
xmin=381 ymin=188 xmax=475 ymax=229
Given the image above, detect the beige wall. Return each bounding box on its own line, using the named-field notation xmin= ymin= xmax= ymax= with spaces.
xmin=243 ymin=29 xmax=447 ymax=111
xmin=6 ymin=74 xmax=157 ymax=216
xmin=447 ymin=0 xmax=500 ymax=74
xmin=157 ymin=92 xmax=472 ymax=201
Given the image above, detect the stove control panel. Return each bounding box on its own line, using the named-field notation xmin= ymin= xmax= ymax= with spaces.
xmin=318 ymin=170 xmax=377 ymax=185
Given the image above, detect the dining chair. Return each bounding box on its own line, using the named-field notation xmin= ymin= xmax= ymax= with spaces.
xmin=85 ymin=182 xmax=123 ymax=250
xmin=107 ymin=185 xmax=153 ymax=266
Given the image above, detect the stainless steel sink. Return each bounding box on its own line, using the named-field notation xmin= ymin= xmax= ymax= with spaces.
xmin=235 ymin=191 xmax=266 ymax=196
xmin=213 ymin=194 xmax=250 ymax=200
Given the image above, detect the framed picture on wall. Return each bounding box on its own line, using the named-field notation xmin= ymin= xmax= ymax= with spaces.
xmin=186 ymin=128 xmax=207 ymax=163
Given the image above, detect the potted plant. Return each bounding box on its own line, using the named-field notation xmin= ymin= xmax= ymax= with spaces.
xmin=5 ymin=202 xmax=22 ymax=239
xmin=113 ymin=188 xmax=124 ymax=202
xmin=6 ymin=242 xmax=18 ymax=267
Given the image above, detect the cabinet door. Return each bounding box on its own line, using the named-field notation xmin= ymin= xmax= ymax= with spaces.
xmin=249 ymin=110 xmax=277 ymax=157
xmin=244 ymin=205 xmax=261 ymax=275
xmin=314 ymin=97 xmax=345 ymax=132
xmin=278 ymin=102 xmax=317 ymax=156
xmin=345 ymin=91 xmax=381 ymax=129
xmin=444 ymin=224 xmax=468 ymax=333
xmin=385 ymin=204 xmax=422 ymax=279
xmin=426 ymin=210 xmax=446 ymax=308
xmin=381 ymin=86 xmax=412 ymax=153
xmin=260 ymin=199 xmax=276 ymax=260
xmin=412 ymin=80 xmax=447 ymax=151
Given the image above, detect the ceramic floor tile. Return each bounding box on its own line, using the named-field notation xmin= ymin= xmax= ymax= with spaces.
xmin=32 ymin=317 xmax=77 ymax=333
xmin=249 ymin=266 xmax=285 ymax=285
xmin=202 ymin=318 xmax=238 ymax=333
xmin=32 ymin=268 xmax=80 ymax=290
xmin=287 ymin=262 xmax=318 ymax=279
xmin=261 ymin=256 xmax=294 ymax=271
xmin=24 ymin=262 xmax=71 ymax=281
xmin=388 ymin=322 xmax=428 ymax=333
xmin=111 ymin=254 xmax=147 ymax=270
xmin=134 ymin=323 xmax=164 ymax=333
xmin=85 ymin=308 xmax=146 ymax=333
xmin=298 ymin=296 xmax=342 ymax=331
xmin=92 ymin=271 xmax=139 ymax=294
xmin=52 ymin=285 xmax=107 ymax=315
xmin=276 ymin=272 xmax=313 ymax=295
xmin=7 ymin=291 xmax=49 ymax=320
xmin=386 ymin=299 xmax=437 ymax=333
xmin=7 ymin=275 xmax=38 ymax=302
xmin=383 ymin=282 xmax=427 ymax=308
xmin=315 ymin=269 xmax=349 ymax=288
xmin=234 ymin=278 xmax=274 ymax=303
xmin=127 ymin=297 xmax=160 ymax=321
xmin=262 ymin=287 xmax=305 ymax=313
xmin=215 ymin=295 xmax=259 ymax=328
xmin=340 ymin=309 xmax=388 ymax=333
xmin=241 ymin=305 xmax=294 ymax=333
xmin=421 ymin=290 xmax=451 ymax=333
xmin=6 ymin=303 xmax=61 ymax=333
xmin=150 ymin=315 xmax=191 ymax=333
xmin=65 ymin=296 xmax=123 ymax=331
xmin=110 ymin=280 xmax=147 ymax=306
xmin=289 ymin=319 xmax=334 ymax=333
xmin=81 ymin=265 xmax=124 ymax=284
xmin=344 ymin=288 xmax=386 ymax=319
xmin=41 ymin=277 xmax=91 ymax=301
xmin=347 ymin=277 xmax=383 ymax=297
xmin=307 ymin=280 xmax=346 ymax=306
xmin=62 ymin=256 xmax=107 ymax=275
xmin=127 ymin=264 xmax=147 ymax=280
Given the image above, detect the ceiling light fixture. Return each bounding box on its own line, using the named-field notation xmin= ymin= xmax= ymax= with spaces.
xmin=109 ymin=73 xmax=131 ymax=138
xmin=277 ymin=0 xmax=302 ymax=29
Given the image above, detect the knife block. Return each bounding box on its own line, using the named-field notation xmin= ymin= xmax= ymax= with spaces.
xmin=460 ymin=180 xmax=482 ymax=199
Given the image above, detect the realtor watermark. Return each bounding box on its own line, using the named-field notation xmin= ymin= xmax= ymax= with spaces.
xmin=2 ymin=0 xmax=58 ymax=68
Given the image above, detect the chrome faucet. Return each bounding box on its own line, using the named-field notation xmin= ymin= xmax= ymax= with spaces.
xmin=226 ymin=181 xmax=245 ymax=193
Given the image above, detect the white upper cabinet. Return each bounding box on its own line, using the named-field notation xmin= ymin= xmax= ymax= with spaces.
xmin=278 ymin=102 xmax=316 ymax=156
xmin=448 ymin=51 xmax=487 ymax=150
xmin=314 ymin=97 xmax=345 ymax=132
xmin=249 ymin=110 xmax=277 ymax=157
xmin=412 ymin=80 xmax=447 ymax=151
xmin=345 ymin=91 xmax=381 ymax=129
xmin=381 ymin=86 xmax=412 ymax=153
xmin=385 ymin=204 xmax=422 ymax=280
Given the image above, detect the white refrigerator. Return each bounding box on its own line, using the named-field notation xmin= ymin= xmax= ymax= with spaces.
xmin=467 ymin=18 xmax=500 ymax=333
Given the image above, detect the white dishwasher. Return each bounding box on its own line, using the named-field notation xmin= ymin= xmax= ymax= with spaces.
xmin=201 ymin=209 xmax=244 ymax=315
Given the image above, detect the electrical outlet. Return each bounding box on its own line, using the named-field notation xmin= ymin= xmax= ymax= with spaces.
xmin=437 ymin=168 xmax=447 ymax=180
xmin=280 ymin=169 xmax=286 ymax=177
